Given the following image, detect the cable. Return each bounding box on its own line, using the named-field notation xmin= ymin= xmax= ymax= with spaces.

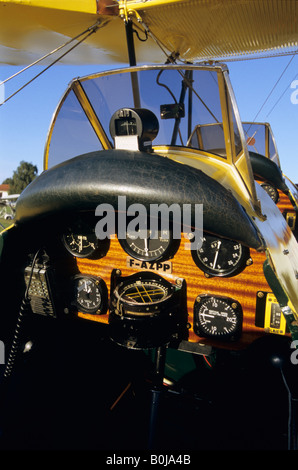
xmin=110 ymin=382 xmax=132 ymax=410
xmin=250 ymin=51 xmax=298 ymax=123
xmin=203 ymin=355 xmax=213 ymax=368
xmin=0 ymin=22 xmax=101 ymax=88
xmin=3 ymin=297 xmax=31 ymax=379
xmin=0 ymin=22 xmax=102 ymax=106
xmin=266 ymin=72 xmax=298 ymax=118
xmin=3 ymin=249 xmax=41 ymax=379
xmin=280 ymin=367 xmax=294 ymax=450
xmin=156 ymin=70 xmax=177 ymax=103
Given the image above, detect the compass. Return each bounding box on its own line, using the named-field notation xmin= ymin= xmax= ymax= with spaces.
xmin=109 ymin=270 xmax=187 ymax=349
xmin=118 ymin=279 xmax=170 ymax=307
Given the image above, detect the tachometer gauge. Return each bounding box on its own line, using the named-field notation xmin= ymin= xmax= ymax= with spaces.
xmin=71 ymin=274 xmax=108 ymax=315
xmin=63 ymin=228 xmax=109 ymax=259
xmin=119 ymin=228 xmax=179 ymax=262
xmin=261 ymin=183 xmax=279 ymax=204
xmin=194 ymin=294 xmax=243 ymax=341
xmin=109 ymin=270 xmax=187 ymax=349
xmin=191 ymin=233 xmax=252 ymax=278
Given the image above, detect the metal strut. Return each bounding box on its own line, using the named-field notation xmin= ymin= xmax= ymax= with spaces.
xmin=148 ymin=345 xmax=167 ymax=450
xmin=124 ymin=18 xmax=141 ymax=108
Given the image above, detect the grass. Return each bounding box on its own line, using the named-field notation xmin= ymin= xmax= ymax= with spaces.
xmin=0 ymin=218 xmax=14 ymax=230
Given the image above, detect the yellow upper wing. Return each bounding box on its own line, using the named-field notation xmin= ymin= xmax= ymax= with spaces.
xmin=0 ymin=0 xmax=124 ymax=65
xmin=125 ymin=0 xmax=298 ymax=61
xmin=0 ymin=0 xmax=297 ymax=65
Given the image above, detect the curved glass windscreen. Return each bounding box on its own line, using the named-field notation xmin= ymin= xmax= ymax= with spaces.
xmin=242 ymin=122 xmax=280 ymax=167
xmin=45 ymin=65 xmax=243 ymax=169
xmin=46 ymin=89 xmax=104 ymax=168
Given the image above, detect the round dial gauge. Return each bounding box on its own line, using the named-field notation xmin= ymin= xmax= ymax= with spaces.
xmin=63 ymin=230 xmax=109 ymax=259
xmin=261 ymin=183 xmax=279 ymax=204
xmin=119 ymin=228 xmax=179 ymax=262
xmin=191 ymin=234 xmax=251 ymax=278
xmin=72 ymin=275 xmax=108 ymax=315
xmin=194 ymin=295 xmax=243 ymax=341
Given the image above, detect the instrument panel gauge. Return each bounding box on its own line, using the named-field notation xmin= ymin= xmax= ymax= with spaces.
xmin=71 ymin=274 xmax=108 ymax=315
xmin=63 ymin=227 xmax=109 ymax=259
xmin=194 ymin=295 xmax=243 ymax=341
xmin=119 ymin=228 xmax=180 ymax=262
xmin=260 ymin=183 xmax=279 ymax=204
xmin=116 ymin=279 xmax=170 ymax=307
xmin=111 ymin=271 xmax=175 ymax=313
xmin=191 ymin=233 xmax=252 ymax=278
xmin=109 ymin=270 xmax=187 ymax=349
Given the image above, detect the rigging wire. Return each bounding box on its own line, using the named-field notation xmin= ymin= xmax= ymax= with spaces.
xmin=250 ymin=50 xmax=298 ymax=124
xmin=266 ymin=72 xmax=298 ymax=118
xmin=0 ymin=22 xmax=101 ymax=88
xmin=0 ymin=21 xmax=102 ymax=106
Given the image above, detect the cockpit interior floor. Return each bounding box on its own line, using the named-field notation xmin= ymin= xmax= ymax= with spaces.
xmin=0 ymin=317 xmax=294 ymax=451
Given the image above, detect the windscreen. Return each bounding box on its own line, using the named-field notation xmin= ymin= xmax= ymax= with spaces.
xmin=47 ymin=89 xmax=104 ymax=168
xmin=46 ymin=66 xmax=237 ymax=169
xmin=242 ymin=122 xmax=279 ymax=164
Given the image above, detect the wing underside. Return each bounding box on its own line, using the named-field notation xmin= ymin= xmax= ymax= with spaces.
xmin=0 ymin=0 xmax=297 ymax=65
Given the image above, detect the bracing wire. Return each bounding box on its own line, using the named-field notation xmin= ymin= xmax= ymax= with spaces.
xmin=0 ymin=21 xmax=102 ymax=106
xmin=0 ymin=22 xmax=101 ymax=87
xmin=250 ymin=50 xmax=298 ymax=123
xmin=266 ymin=72 xmax=298 ymax=118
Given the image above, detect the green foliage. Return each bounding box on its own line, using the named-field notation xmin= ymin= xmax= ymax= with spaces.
xmin=3 ymin=161 xmax=38 ymax=194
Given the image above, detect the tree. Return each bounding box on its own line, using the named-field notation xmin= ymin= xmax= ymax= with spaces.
xmin=3 ymin=161 xmax=38 ymax=194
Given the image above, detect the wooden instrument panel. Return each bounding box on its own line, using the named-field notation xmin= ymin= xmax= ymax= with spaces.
xmin=73 ymin=189 xmax=294 ymax=350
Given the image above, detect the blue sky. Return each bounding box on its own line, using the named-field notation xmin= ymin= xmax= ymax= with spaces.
xmin=0 ymin=55 xmax=297 ymax=184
